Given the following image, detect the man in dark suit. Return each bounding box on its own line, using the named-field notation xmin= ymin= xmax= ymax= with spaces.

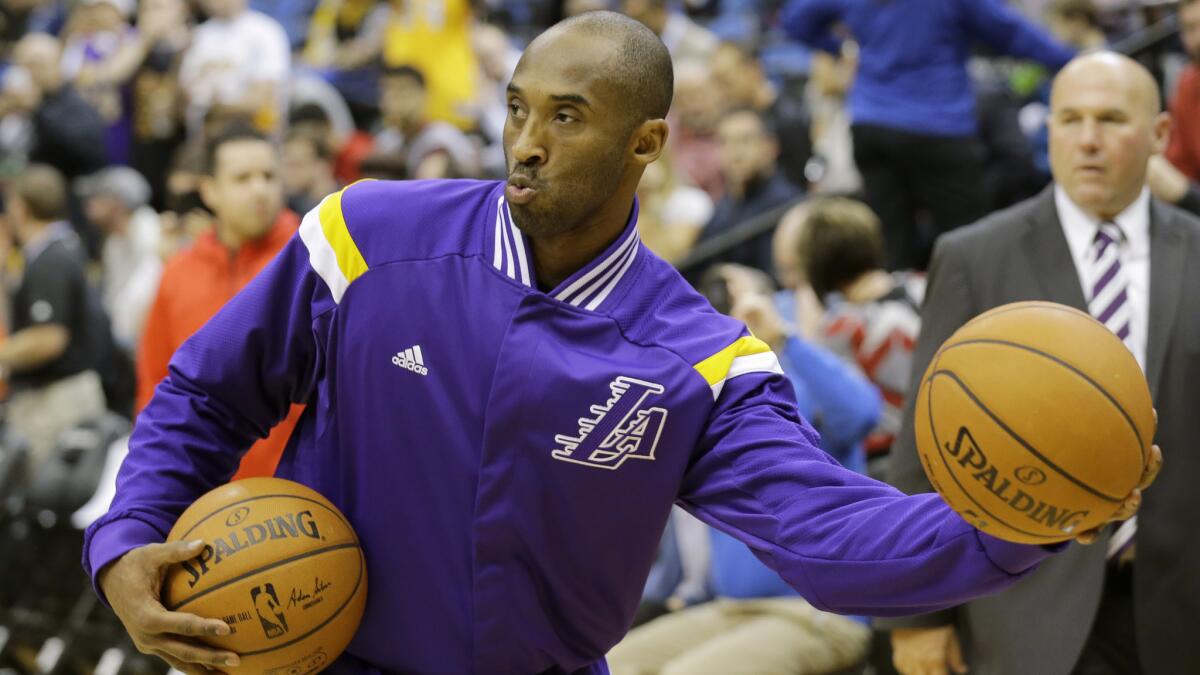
xmin=883 ymin=52 xmax=1200 ymax=675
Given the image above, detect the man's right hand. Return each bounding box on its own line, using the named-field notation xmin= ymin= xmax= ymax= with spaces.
xmin=98 ymin=540 xmax=241 ymax=675
xmin=891 ymin=625 xmax=968 ymax=675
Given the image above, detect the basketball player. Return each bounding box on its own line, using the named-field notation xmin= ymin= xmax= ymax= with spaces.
xmin=85 ymin=13 xmax=1158 ymax=675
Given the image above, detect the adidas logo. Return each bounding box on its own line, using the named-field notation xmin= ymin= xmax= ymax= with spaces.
xmin=391 ymin=345 xmax=428 ymax=376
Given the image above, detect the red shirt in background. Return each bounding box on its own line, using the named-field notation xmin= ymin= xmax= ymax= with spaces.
xmin=1167 ymin=64 xmax=1200 ymax=183
xmin=136 ymin=210 xmax=302 ymax=479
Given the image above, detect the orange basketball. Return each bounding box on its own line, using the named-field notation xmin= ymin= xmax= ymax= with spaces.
xmin=163 ymin=478 xmax=366 ymax=674
xmin=914 ymin=301 xmax=1154 ymax=544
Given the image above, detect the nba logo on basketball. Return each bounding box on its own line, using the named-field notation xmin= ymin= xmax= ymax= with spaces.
xmin=250 ymin=584 xmax=289 ymax=639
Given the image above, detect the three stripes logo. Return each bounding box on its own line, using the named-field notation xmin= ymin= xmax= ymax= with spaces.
xmin=392 ymin=345 xmax=429 ymax=376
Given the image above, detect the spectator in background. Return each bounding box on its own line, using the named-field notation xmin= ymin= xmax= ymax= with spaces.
xmin=769 ymin=201 xmax=824 ymax=339
xmin=976 ymin=80 xmax=1047 ymax=211
xmin=798 ymin=197 xmax=923 ymax=479
xmin=282 ymin=128 xmax=338 ymax=214
xmin=783 ymin=0 xmax=1077 ymax=271
xmin=290 ymin=102 xmax=373 ymax=185
xmin=178 ymin=0 xmax=290 ymax=134
xmin=1015 ymin=0 xmax=1108 ymax=189
xmin=696 ymin=108 xmax=802 ymax=275
xmin=373 ymin=64 xmax=479 ymax=179
xmin=381 ymin=0 xmax=478 ymax=131
xmin=1166 ymin=0 xmax=1200 ymax=183
xmin=472 ymin=22 xmax=521 ymax=177
xmin=8 ymin=33 xmax=107 ymax=179
xmin=636 ymin=152 xmax=712 ymax=264
xmin=60 ymin=0 xmax=138 ymax=166
xmin=1 ymin=165 xmax=108 ymax=463
xmin=123 ymin=0 xmax=190 ymax=210
xmin=710 ymin=42 xmax=812 ymax=190
xmin=668 ymin=60 xmax=725 ymax=202
xmin=137 ymin=126 xmax=301 ymax=479
xmin=621 ymin=0 xmax=718 ymax=67
xmin=805 ymin=45 xmax=861 ymax=195
xmin=1147 ymin=154 xmax=1200 ymax=217
xmin=78 ymin=167 xmax=162 ymax=354
xmin=299 ymin=0 xmax=390 ymax=125
xmin=158 ymin=140 xmax=212 ymax=256
xmin=1046 ymin=0 xmax=1107 ymax=50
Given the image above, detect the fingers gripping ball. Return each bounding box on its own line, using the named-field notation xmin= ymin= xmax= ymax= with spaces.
xmin=163 ymin=478 xmax=367 ymax=674
xmin=914 ymin=301 xmax=1154 ymax=544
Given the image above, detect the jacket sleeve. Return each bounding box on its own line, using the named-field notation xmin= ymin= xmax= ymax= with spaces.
xmin=82 ymin=194 xmax=355 ymax=599
xmin=875 ymin=233 xmax=980 ymax=628
xmin=677 ymin=334 xmax=1056 ymax=618
xmin=780 ymin=0 xmax=844 ymax=55
xmin=956 ymin=0 xmax=1076 ymax=70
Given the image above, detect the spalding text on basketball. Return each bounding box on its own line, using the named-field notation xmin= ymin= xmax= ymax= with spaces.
xmin=945 ymin=426 xmax=1090 ymax=533
xmin=181 ymin=510 xmax=323 ymax=588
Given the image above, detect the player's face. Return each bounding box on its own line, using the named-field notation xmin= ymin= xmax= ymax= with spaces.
xmin=502 ymin=32 xmax=634 ymax=237
xmin=1047 ymin=60 xmax=1167 ymax=219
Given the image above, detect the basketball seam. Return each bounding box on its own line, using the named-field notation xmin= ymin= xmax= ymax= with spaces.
xmin=924 ymin=372 xmax=1083 ymax=541
xmin=927 ymin=368 xmax=1127 ymax=504
xmin=956 ymin=302 xmax=1090 ymax=333
xmin=164 ymin=541 xmax=360 ymax=612
xmin=176 ymin=493 xmax=360 ymax=544
xmin=938 ymin=337 xmax=1147 ymax=454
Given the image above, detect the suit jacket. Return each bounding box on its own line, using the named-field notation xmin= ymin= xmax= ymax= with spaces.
xmin=880 ymin=186 xmax=1200 ymax=675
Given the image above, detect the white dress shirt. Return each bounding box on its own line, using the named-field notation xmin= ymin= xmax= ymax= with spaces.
xmin=1054 ymin=185 xmax=1150 ymax=372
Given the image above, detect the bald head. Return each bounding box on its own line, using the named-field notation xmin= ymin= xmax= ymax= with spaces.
xmin=527 ymin=11 xmax=673 ymax=125
xmin=1050 ymin=52 xmax=1161 ymax=117
xmin=1047 ymin=51 xmax=1170 ymax=219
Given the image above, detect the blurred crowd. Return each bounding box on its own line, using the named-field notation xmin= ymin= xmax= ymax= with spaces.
xmin=0 ymin=0 xmax=1198 ymax=672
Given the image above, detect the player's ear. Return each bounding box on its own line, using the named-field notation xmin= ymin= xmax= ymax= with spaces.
xmin=630 ymin=119 xmax=669 ymax=168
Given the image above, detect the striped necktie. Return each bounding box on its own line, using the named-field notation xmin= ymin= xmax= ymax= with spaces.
xmin=1088 ymin=222 xmax=1132 ymax=341
xmin=1087 ymin=222 xmax=1136 ymax=563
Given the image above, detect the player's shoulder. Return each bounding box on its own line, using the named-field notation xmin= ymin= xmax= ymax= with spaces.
xmin=613 ymin=251 xmax=754 ymax=372
xmin=316 ymin=178 xmax=500 ymax=268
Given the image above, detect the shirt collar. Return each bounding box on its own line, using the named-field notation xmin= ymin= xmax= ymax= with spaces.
xmin=486 ymin=184 xmax=642 ymax=312
xmin=1054 ymin=184 xmax=1150 ymax=260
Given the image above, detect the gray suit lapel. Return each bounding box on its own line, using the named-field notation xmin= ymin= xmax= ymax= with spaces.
xmin=1021 ymin=188 xmax=1089 ymax=311
xmin=1146 ymin=201 xmax=1187 ymax=399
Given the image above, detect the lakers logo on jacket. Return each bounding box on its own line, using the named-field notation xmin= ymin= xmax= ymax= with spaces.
xmin=552 ymin=376 xmax=668 ymax=471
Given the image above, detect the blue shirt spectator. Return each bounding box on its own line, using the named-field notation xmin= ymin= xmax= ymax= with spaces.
xmin=782 ymin=0 xmax=1076 ymax=137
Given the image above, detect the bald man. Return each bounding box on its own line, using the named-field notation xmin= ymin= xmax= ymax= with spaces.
xmin=87 ymin=20 xmax=1151 ymax=675
xmin=884 ymin=52 xmax=1200 ymax=675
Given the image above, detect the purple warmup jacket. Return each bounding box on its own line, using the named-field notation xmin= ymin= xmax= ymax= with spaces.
xmin=84 ymin=180 xmax=1054 ymax=674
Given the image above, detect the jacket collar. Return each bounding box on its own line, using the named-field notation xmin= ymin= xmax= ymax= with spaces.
xmin=486 ymin=184 xmax=642 ymax=313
